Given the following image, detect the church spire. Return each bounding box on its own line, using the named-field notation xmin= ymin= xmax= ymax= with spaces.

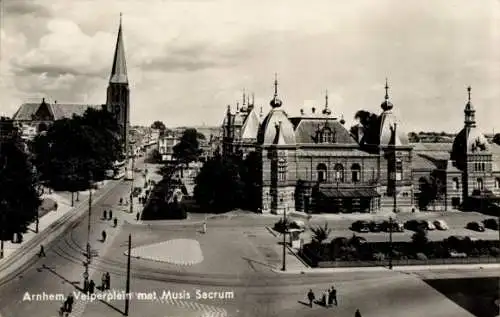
xmin=270 ymin=73 xmax=282 ymax=108
xmin=381 ymin=78 xmax=394 ymax=111
xmin=109 ymin=13 xmax=128 ymax=84
xmin=322 ymin=89 xmax=331 ymax=115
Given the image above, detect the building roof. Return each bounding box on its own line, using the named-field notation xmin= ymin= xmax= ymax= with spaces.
xmin=411 ymin=154 xmax=439 ymax=170
xmin=297 ymin=148 xmax=375 ymax=157
xmin=109 ymin=16 xmax=128 ymax=84
xmin=12 ymin=102 xmax=102 ymax=121
xmin=241 ymin=108 xmax=260 ymax=140
xmin=379 ymin=110 xmax=409 ymax=146
xmin=293 ymin=118 xmax=356 ymax=144
xmin=258 ymin=108 xmax=296 ymax=145
xmin=318 ymin=187 xmax=380 ymax=198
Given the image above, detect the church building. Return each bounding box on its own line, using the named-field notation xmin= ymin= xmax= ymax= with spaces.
xmin=12 ymin=15 xmax=131 ymax=154
xmin=221 ymin=77 xmax=500 ymax=215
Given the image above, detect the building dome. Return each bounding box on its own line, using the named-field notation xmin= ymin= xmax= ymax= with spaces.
xmin=257 ymin=109 xmax=296 ymax=145
xmin=451 ymin=127 xmax=489 ymax=165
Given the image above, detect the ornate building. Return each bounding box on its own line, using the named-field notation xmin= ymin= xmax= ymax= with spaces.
xmin=221 ymin=77 xmax=500 ymax=215
xmin=12 ymin=15 xmax=130 ymax=153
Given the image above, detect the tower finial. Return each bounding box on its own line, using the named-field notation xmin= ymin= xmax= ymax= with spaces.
xmin=325 ymin=89 xmax=328 ymax=107
xmin=252 ymin=92 xmax=255 ymax=105
xmin=242 ymin=89 xmax=246 ymax=106
xmin=467 ymin=86 xmax=471 ymax=102
xmin=274 ymin=73 xmax=278 ymax=98
xmin=120 ymin=12 xmax=122 ymax=24
xmin=385 ymin=78 xmax=389 ymax=100
xmin=322 ymin=89 xmax=331 ymax=115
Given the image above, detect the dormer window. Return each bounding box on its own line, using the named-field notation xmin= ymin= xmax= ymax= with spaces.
xmin=317 ymin=127 xmax=335 ymax=143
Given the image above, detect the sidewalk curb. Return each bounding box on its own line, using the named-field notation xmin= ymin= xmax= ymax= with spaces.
xmin=271 ymin=263 xmax=500 ymax=274
xmin=0 ymin=180 xmax=119 ymax=283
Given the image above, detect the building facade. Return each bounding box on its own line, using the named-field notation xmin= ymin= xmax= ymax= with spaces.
xmin=221 ymin=79 xmax=500 ymax=215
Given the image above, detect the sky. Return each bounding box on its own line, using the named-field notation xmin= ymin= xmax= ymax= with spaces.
xmin=1 ymin=0 xmax=500 ymax=134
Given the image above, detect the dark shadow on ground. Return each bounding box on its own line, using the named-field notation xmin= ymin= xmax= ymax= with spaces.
xmin=424 ymin=277 xmax=499 ymax=317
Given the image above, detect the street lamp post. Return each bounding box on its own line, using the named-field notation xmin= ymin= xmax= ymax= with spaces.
xmin=282 ymin=201 xmax=287 ymax=272
xmin=0 ymin=199 xmax=6 ymax=259
xmin=129 ymin=146 xmax=135 ymax=214
xmin=83 ymin=172 xmax=93 ymax=289
xmin=388 ymin=216 xmax=393 ymax=269
xmin=124 ymin=233 xmax=132 ymax=316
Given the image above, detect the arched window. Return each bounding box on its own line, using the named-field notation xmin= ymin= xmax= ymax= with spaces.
xmin=452 ymin=177 xmax=459 ymax=191
xmin=476 ymin=178 xmax=483 ymax=190
xmin=334 ymin=164 xmax=344 ymax=182
xmin=482 ymin=162 xmax=485 ymax=171
xmin=317 ymin=163 xmax=327 ymax=182
xmin=278 ymin=157 xmax=287 ymax=182
xmin=395 ymin=158 xmax=402 ymax=181
xmin=351 ymin=163 xmax=361 ymax=183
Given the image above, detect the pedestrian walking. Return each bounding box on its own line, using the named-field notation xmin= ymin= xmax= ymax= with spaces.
xmin=202 ymin=221 xmax=207 ymax=234
xmin=103 ymin=210 xmax=107 ymax=219
xmin=327 ymin=288 xmax=333 ymax=307
xmin=307 ymin=289 xmax=315 ymax=307
xmin=83 ymin=278 xmax=89 ymax=293
xmin=108 ymin=210 xmax=113 ymax=220
xmin=136 ymin=212 xmax=140 ymax=221
xmin=331 ymin=286 xmax=338 ymax=306
xmin=113 ymin=218 xmax=118 ymax=227
xmin=101 ymin=273 xmax=106 ymax=290
xmin=38 ymin=245 xmax=46 ymax=257
xmin=119 ymin=197 xmax=123 ymax=205
xmin=58 ymin=303 xmax=66 ymax=317
xmin=66 ymin=293 xmax=74 ymax=312
xmin=89 ymin=279 xmax=95 ymax=294
xmin=322 ymin=290 xmax=328 ymax=306
xmin=105 ymin=272 xmax=111 ymax=290
xmin=355 ymin=309 xmax=362 ymax=317
xmin=102 ymin=230 xmax=107 ymax=242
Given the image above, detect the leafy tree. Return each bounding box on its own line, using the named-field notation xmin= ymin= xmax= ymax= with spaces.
xmin=310 ymin=222 xmax=332 ymax=245
xmin=493 ymin=133 xmax=500 ymax=146
xmin=173 ymin=128 xmax=202 ymax=165
xmin=193 ymin=155 xmax=244 ymax=213
xmin=418 ymin=172 xmax=445 ymax=210
xmin=239 ymin=151 xmax=262 ymax=211
xmin=408 ymin=132 xmax=420 ymax=143
xmin=350 ymin=110 xmax=380 ymax=146
xmin=0 ymin=128 xmax=42 ymax=239
xmin=151 ymin=121 xmax=166 ymax=131
xmin=32 ymin=108 xmax=121 ymax=195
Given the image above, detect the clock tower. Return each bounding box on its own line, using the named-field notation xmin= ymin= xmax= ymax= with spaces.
xmin=106 ymin=13 xmax=130 ymax=155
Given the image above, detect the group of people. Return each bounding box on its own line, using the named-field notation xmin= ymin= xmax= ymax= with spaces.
xmin=118 ymin=197 xmax=129 ymax=206
xmin=101 ymin=272 xmax=111 ymax=290
xmin=102 ymin=209 xmax=114 ymax=220
xmin=306 ymin=287 xmax=362 ymax=316
xmin=307 ymin=286 xmax=337 ymax=307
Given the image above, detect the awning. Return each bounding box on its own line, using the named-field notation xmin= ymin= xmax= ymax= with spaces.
xmin=318 ymin=188 xmax=380 ymax=198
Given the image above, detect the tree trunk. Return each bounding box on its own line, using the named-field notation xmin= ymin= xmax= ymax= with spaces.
xmin=76 ymin=191 xmax=80 ymax=202
xmin=71 ymin=192 xmax=74 ymax=207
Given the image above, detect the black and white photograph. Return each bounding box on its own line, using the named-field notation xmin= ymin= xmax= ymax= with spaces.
xmin=0 ymin=0 xmax=499 ymax=316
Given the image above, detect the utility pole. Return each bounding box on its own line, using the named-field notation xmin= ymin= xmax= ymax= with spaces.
xmin=0 ymin=200 xmax=5 ymax=259
xmin=282 ymin=204 xmax=287 ymax=271
xmin=124 ymin=233 xmax=131 ymax=316
xmin=130 ymin=145 xmax=135 ymax=214
xmin=388 ymin=216 xmax=393 ymax=269
xmin=87 ymin=172 xmax=93 ymax=265
xmin=393 ymin=123 xmax=398 ymax=214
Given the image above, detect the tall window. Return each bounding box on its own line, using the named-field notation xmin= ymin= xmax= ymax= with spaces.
xmin=321 ymin=128 xmax=333 ymax=143
xmin=395 ymin=158 xmax=402 ymax=181
xmin=351 ymin=163 xmax=361 ymax=183
xmin=317 ymin=163 xmax=327 ymax=182
xmin=495 ymin=178 xmax=500 ymax=189
xmin=334 ymin=164 xmax=344 ymax=182
xmin=476 ymin=178 xmax=483 ymax=190
xmin=278 ymin=157 xmax=287 ymax=181
xmin=452 ymin=177 xmax=459 ymax=191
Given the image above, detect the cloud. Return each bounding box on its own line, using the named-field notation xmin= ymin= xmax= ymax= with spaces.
xmin=2 ymin=0 xmax=51 ymax=17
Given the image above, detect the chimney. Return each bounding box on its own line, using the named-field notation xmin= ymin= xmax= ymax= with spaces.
xmin=312 ymin=107 xmax=316 ymax=114
xmin=54 ymin=100 xmax=57 ymax=104
xmin=300 ymin=109 xmax=304 ymax=115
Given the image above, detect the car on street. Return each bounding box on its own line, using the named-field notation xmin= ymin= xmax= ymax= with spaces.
xmin=483 ymin=218 xmax=499 ymax=230
xmin=351 ymin=220 xmax=370 ymax=233
xmin=433 ymin=219 xmax=448 ymax=230
xmin=424 ymin=220 xmax=436 ymax=230
xmin=404 ymin=219 xmax=426 ymax=231
xmin=449 ymin=250 xmax=467 ymax=258
xmin=466 ymin=221 xmax=485 ymax=232
xmin=368 ymin=221 xmax=382 ymax=232
xmin=380 ymin=220 xmax=404 ymax=232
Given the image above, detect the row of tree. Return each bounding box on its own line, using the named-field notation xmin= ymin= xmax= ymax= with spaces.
xmin=31 ymin=108 xmax=123 ymax=204
xmin=0 ymin=118 xmax=41 ymax=239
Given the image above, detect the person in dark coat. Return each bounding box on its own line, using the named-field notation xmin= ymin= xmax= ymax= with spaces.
xmin=66 ymin=293 xmax=74 ymax=312
xmin=136 ymin=212 xmax=140 ymax=221
xmin=102 ymin=230 xmax=107 ymax=242
xmin=108 ymin=210 xmax=113 ymax=220
xmin=105 ymin=272 xmax=111 ymax=290
xmin=355 ymin=309 xmax=362 ymax=317
xmin=307 ymin=289 xmax=315 ymax=307
xmin=331 ymin=286 xmax=338 ymax=306
xmin=101 ymin=273 xmax=107 ymax=290
xmin=113 ymin=218 xmax=118 ymax=227
xmin=38 ymin=245 xmax=46 ymax=257
xmin=103 ymin=210 xmax=107 ymax=220
xmin=89 ymin=279 xmax=95 ymax=294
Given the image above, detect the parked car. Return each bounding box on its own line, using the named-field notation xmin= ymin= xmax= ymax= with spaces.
xmin=368 ymin=221 xmax=382 ymax=232
xmin=404 ymin=219 xmax=427 ymax=231
xmin=424 ymin=220 xmax=435 ymax=230
xmin=449 ymin=250 xmax=467 ymax=258
xmin=351 ymin=220 xmax=370 ymax=233
xmin=483 ymin=218 xmax=499 ymax=230
xmin=433 ymin=219 xmax=448 ymax=230
xmin=380 ymin=220 xmax=404 ymax=232
xmin=466 ymin=221 xmax=485 ymax=232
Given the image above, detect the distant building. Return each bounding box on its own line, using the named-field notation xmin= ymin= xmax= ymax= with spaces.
xmin=158 ymin=132 xmax=180 ymax=162
xmin=220 ymin=79 xmax=500 ymax=215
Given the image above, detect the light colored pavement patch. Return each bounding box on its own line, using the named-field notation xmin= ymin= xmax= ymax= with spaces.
xmin=159 ymin=297 xmax=227 ymax=317
xmin=126 ymin=239 xmax=204 ymax=265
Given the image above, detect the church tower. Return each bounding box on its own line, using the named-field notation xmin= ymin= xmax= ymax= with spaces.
xmin=106 ymin=13 xmax=130 ymax=155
